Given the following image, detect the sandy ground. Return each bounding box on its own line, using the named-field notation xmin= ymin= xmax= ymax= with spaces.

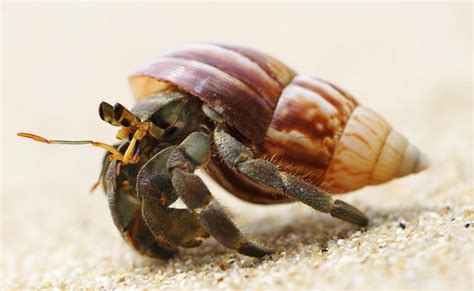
xmin=2 ymin=2 xmax=472 ymax=290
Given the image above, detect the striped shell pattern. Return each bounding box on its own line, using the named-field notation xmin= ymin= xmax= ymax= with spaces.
xmin=129 ymin=44 xmax=428 ymax=194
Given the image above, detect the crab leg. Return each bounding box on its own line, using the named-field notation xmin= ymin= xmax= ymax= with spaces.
xmin=213 ymin=129 xmax=368 ymax=227
xmin=167 ymin=132 xmax=273 ymax=257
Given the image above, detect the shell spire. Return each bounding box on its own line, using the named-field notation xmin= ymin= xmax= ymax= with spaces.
xmin=264 ymin=75 xmax=428 ymax=193
xmin=321 ymin=106 xmax=429 ymax=193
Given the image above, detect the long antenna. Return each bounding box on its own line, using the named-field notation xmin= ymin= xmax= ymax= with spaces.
xmin=17 ymin=132 xmax=124 ymax=158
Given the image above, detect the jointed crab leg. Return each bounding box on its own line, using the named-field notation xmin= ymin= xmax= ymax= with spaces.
xmin=213 ymin=129 xmax=369 ymax=227
xmin=136 ymin=146 xmax=208 ymax=248
xmin=167 ymin=132 xmax=273 ymax=257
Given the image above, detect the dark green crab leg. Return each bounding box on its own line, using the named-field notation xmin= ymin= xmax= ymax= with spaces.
xmin=105 ymin=159 xmax=177 ymax=258
xmin=167 ymin=132 xmax=273 ymax=257
xmin=213 ymin=129 xmax=368 ymax=227
xmin=136 ymin=147 xmax=208 ymax=248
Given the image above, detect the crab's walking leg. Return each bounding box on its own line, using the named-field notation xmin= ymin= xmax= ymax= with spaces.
xmin=213 ymin=130 xmax=368 ymax=227
xmin=136 ymin=147 xmax=208 ymax=248
xmin=125 ymin=212 xmax=179 ymax=258
xmin=167 ymin=132 xmax=273 ymax=257
xmin=105 ymin=160 xmax=178 ymax=258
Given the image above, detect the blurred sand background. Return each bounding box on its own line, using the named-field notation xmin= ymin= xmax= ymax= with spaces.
xmin=2 ymin=2 xmax=473 ymax=289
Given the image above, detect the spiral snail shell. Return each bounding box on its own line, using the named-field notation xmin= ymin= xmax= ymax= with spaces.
xmin=129 ymin=43 xmax=428 ymax=201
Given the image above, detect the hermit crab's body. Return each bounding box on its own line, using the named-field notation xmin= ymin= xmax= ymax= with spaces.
xmin=20 ymin=44 xmax=428 ymax=258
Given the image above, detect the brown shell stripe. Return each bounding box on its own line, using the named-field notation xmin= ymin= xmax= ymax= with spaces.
xmin=216 ymin=44 xmax=296 ymax=88
xmin=265 ymin=76 xmax=359 ymax=168
xmin=322 ymin=106 xmax=392 ymax=192
xmin=371 ymin=130 xmax=408 ymax=182
xmin=164 ymin=44 xmax=282 ymax=109
xmin=291 ymin=75 xmax=358 ymax=117
xmin=132 ymin=57 xmax=274 ymax=142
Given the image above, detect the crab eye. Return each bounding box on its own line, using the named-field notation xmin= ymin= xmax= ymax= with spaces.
xmin=99 ymin=102 xmax=121 ymax=126
xmin=99 ymin=102 xmax=140 ymax=128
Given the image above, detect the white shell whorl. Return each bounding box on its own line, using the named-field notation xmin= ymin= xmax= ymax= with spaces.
xmin=323 ymin=106 xmax=428 ymax=193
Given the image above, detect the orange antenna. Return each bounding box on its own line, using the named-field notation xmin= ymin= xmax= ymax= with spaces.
xmin=17 ymin=132 xmax=124 ymax=158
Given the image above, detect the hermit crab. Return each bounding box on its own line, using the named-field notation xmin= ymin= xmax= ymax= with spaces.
xmin=19 ymin=44 xmax=428 ymax=258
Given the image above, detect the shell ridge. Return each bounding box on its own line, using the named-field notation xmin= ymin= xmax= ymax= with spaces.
xmin=215 ymin=44 xmax=296 ymax=87
xmin=284 ymin=84 xmax=339 ymax=116
xmin=215 ymin=44 xmax=283 ymax=85
xmin=368 ymin=127 xmax=392 ymax=182
xmin=293 ymin=75 xmax=357 ymax=116
xmin=343 ymin=132 xmax=374 ymax=151
xmin=132 ymin=56 xmax=273 ymax=142
xmin=321 ymin=105 xmax=363 ymax=191
xmin=338 ymin=143 xmax=374 ymax=167
xmin=314 ymin=77 xmax=359 ymax=105
xmin=164 ymin=44 xmax=282 ymax=107
xmin=151 ymin=56 xmax=275 ymax=110
xmin=352 ymin=115 xmax=382 ymax=138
